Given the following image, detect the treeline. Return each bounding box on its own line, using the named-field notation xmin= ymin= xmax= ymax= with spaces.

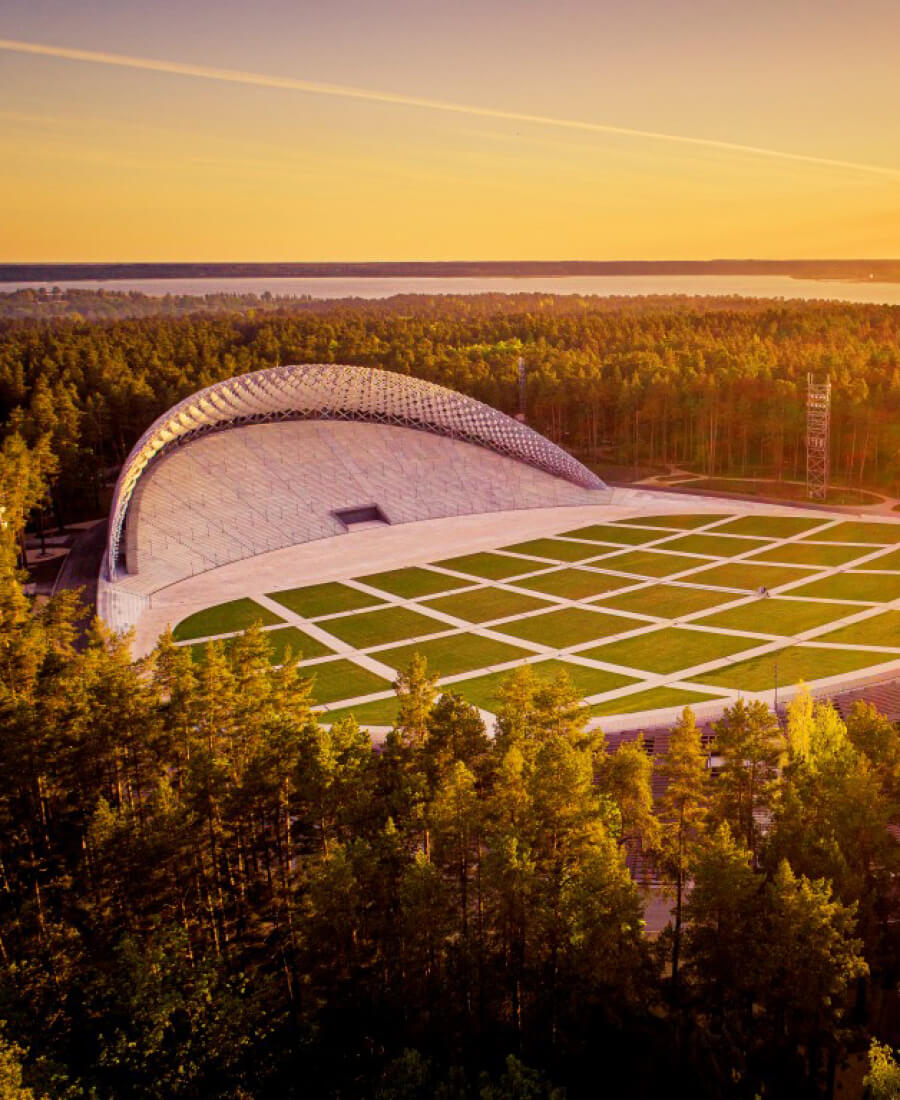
xmin=1 ymin=444 xmax=900 ymax=1098
xmin=5 ymin=258 xmax=900 ymax=281
xmin=0 ymin=287 xmax=317 ymax=322
xmin=2 ymin=294 xmax=900 ymax=528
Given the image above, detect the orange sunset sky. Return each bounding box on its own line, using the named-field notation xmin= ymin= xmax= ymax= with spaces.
xmin=1 ymin=0 xmax=898 ymax=261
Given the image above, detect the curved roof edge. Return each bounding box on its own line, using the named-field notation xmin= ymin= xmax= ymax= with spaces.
xmin=104 ymin=363 xmax=606 ymax=578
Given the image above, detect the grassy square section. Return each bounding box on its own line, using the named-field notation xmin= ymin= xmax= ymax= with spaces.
xmin=322 ymin=605 xmax=448 ymax=648
xmin=449 ymin=659 xmax=638 ymax=712
xmin=320 ymin=695 xmax=400 ymax=727
xmin=357 ymin=566 xmax=469 ymax=599
xmin=173 ymin=598 xmax=284 ymax=641
xmin=558 ymin=523 xmax=659 ymax=546
xmin=694 ymin=646 xmax=893 ymax=692
xmin=817 ymin=611 xmax=900 ymax=648
xmin=679 ymin=562 xmax=815 ymax=591
xmin=422 ymin=586 xmax=553 ymax=623
xmin=594 ymin=584 xmax=735 ymax=620
xmin=788 ymin=572 xmax=900 ymax=603
xmin=600 ymin=549 xmax=707 ymax=578
xmin=801 ymin=521 xmax=900 ymax=544
xmin=308 ymin=659 xmax=392 ymax=706
xmin=591 ymin=686 xmax=726 ymax=717
xmin=378 ymin=633 xmax=533 ymax=678
xmin=432 ymin=551 xmax=546 ymax=581
xmin=695 ymin=598 xmax=860 ymax=637
xmin=713 ymin=515 xmax=825 ymax=539
xmin=746 ymin=542 xmax=867 ymax=567
xmin=187 ymin=626 xmax=334 ymax=665
xmin=580 ymin=626 xmax=761 ymax=675
xmin=657 ymin=533 xmax=770 ymax=558
xmin=856 ymin=547 xmax=900 ymax=570
xmin=499 ymin=537 xmax=603 ymax=562
xmin=267 ymin=581 xmax=381 ymax=618
xmin=267 ymin=626 xmax=334 ymax=662
xmin=614 ymin=514 xmax=732 ymax=530
xmin=513 ymin=568 xmax=632 ymax=600
xmin=494 ymin=607 xmax=642 ymax=648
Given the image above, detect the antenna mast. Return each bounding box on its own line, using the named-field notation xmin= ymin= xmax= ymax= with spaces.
xmin=806 ymin=372 xmax=831 ymax=502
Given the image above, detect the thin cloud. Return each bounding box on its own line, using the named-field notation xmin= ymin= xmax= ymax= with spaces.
xmin=2 ymin=37 xmax=899 ymax=179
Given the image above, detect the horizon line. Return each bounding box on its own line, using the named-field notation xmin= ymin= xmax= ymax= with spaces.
xmin=2 ymin=258 xmax=900 ymax=266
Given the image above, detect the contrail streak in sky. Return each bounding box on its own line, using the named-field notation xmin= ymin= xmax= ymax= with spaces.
xmin=2 ymin=37 xmax=899 ymax=179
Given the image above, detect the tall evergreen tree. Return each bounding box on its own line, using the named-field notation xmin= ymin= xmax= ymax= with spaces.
xmin=655 ymin=707 xmax=710 ymax=991
xmin=712 ymin=698 xmax=783 ymax=862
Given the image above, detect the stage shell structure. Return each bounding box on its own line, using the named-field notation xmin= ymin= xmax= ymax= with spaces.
xmin=99 ymin=363 xmax=609 ymax=631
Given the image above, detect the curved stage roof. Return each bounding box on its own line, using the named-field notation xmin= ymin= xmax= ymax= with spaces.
xmin=105 ymin=363 xmax=606 ymax=577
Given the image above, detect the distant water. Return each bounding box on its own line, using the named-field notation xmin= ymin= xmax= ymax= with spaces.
xmin=4 ymin=274 xmax=900 ymax=305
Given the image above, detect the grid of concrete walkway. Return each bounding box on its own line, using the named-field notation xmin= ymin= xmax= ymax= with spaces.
xmin=172 ymin=509 xmax=900 ymax=730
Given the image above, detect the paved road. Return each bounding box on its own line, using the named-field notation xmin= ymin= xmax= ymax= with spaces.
xmin=53 ymin=519 xmax=108 ymax=640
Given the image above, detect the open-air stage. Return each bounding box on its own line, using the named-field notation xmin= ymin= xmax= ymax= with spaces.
xmin=99 ymin=363 xmax=900 ymax=734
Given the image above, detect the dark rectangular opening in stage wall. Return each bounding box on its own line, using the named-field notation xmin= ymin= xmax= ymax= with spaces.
xmin=333 ymin=505 xmax=390 ymax=529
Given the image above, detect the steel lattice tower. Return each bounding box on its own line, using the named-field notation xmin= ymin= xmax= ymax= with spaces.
xmin=806 ymin=373 xmax=831 ymax=501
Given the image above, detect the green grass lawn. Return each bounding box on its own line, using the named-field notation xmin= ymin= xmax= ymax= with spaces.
xmin=267 ymin=582 xmax=382 ymax=618
xmin=448 ymin=660 xmax=638 ymax=712
xmin=614 ymin=514 xmax=732 ymax=530
xmin=787 ymin=572 xmax=900 ymax=603
xmin=307 ymin=659 xmax=393 ymax=706
xmin=432 ymin=551 xmax=548 ymax=580
xmin=679 ymin=562 xmax=816 ymax=591
xmin=695 ymin=598 xmax=860 ymax=636
xmin=185 ymin=627 xmax=332 ymax=665
xmin=173 ymin=598 xmax=284 ymax=641
xmin=591 ymin=686 xmax=726 ymax=716
xmin=801 ymin=521 xmax=900 ymax=544
xmin=557 ymin=523 xmax=659 ymax=546
xmin=746 ymin=542 xmax=867 ymax=567
xmin=512 ymin=568 xmax=633 ymax=600
xmin=319 ymin=694 xmax=400 ymax=727
xmin=855 ymin=546 xmax=900 ymax=570
xmin=816 ymin=611 xmax=900 ymax=648
xmin=683 ymin=480 xmax=879 ymax=506
xmin=421 ymin=586 xmax=553 ymax=623
xmin=499 ymin=537 xmax=604 ymax=562
xmin=320 ymin=605 xmax=448 ymax=648
xmin=694 ymin=646 xmax=892 ymax=692
xmin=377 ymin=633 xmax=533 ymax=677
xmin=580 ymin=627 xmax=761 ymax=674
xmin=712 ymin=515 xmax=826 ymax=539
xmin=356 ymin=566 xmax=469 ymax=599
xmin=593 ymin=584 xmax=736 ymax=620
xmin=266 ymin=625 xmax=335 ymax=663
xmin=494 ymin=607 xmax=643 ymax=648
xmin=599 ymin=549 xmax=708 ymax=578
xmin=657 ymin=533 xmax=771 ymax=558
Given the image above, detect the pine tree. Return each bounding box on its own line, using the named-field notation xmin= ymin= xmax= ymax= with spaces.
xmin=423 ymin=691 xmax=490 ymax=792
xmin=865 ymin=1040 xmax=900 ymax=1100
xmin=655 ymin=707 xmax=710 ymax=991
xmin=712 ymin=698 xmax=783 ymax=862
xmin=394 ymin=654 xmax=438 ymax=749
xmin=598 ymin=734 xmax=659 ymax=850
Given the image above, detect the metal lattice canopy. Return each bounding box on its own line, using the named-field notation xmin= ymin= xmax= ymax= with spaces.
xmin=105 ymin=363 xmax=606 ymax=577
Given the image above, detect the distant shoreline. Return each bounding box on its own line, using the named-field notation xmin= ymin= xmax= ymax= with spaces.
xmin=2 ymin=259 xmax=900 ymax=283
